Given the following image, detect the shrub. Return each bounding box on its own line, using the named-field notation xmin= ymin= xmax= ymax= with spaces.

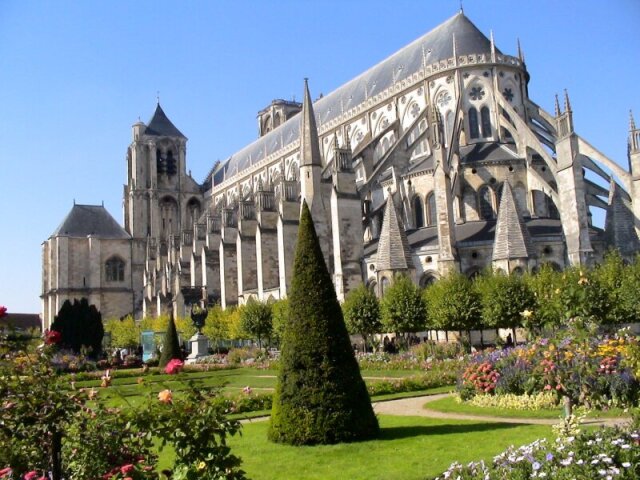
xmin=159 ymin=314 xmax=182 ymax=368
xmin=269 ymin=201 xmax=379 ymax=445
xmin=50 ymin=298 xmax=104 ymax=358
xmin=240 ymin=299 xmax=272 ymax=348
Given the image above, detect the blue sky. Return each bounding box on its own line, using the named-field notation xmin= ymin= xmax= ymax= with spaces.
xmin=1 ymin=1 xmax=638 ymax=314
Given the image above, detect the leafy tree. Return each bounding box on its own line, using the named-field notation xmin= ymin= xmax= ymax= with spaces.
xmin=380 ymin=274 xmax=427 ymax=344
xmin=104 ymin=315 xmax=139 ymax=349
xmin=159 ymin=313 xmax=182 ymax=368
xmin=203 ymin=304 xmax=229 ymax=348
xmin=591 ymin=250 xmax=631 ymax=326
xmin=424 ymin=271 xmax=481 ymax=342
xmin=556 ymin=266 xmax=608 ymax=327
xmin=270 ymin=298 xmax=289 ymax=346
xmin=620 ymin=254 xmax=640 ymax=321
xmin=269 ymin=201 xmax=379 ymax=445
xmin=342 ymin=284 xmax=381 ymax=352
xmin=524 ymin=264 xmax=563 ymax=332
xmin=475 ymin=270 xmax=534 ymax=342
xmin=240 ymin=298 xmax=272 ymax=348
xmin=50 ymin=298 xmax=104 ymax=357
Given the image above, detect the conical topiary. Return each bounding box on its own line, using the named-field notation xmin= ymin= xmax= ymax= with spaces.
xmin=159 ymin=312 xmax=182 ymax=368
xmin=268 ymin=201 xmax=379 ymax=445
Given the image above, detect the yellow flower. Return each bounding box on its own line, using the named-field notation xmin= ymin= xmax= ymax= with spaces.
xmin=578 ymin=276 xmax=589 ymax=285
xmin=520 ymin=309 xmax=533 ymax=319
xmin=197 ymin=461 xmax=206 ymax=470
xmin=554 ymin=288 xmax=561 ymax=294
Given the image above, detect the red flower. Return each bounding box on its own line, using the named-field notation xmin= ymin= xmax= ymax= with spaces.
xmin=164 ymin=358 xmax=184 ymax=375
xmin=24 ymin=472 xmax=38 ymax=480
xmin=120 ymin=464 xmax=134 ymax=474
xmin=45 ymin=330 xmax=62 ymax=345
xmin=0 ymin=467 xmax=12 ymax=478
xmin=0 ymin=306 xmax=6 ymax=318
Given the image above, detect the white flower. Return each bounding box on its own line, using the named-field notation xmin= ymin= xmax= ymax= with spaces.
xmin=622 ymin=462 xmax=631 ymax=468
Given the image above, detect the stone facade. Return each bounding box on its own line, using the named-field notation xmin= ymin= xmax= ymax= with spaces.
xmin=43 ymin=12 xmax=640 ymax=320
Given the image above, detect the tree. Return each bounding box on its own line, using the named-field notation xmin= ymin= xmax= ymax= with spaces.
xmin=475 ymin=270 xmax=535 ymax=343
xmin=104 ymin=315 xmax=139 ymax=349
xmin=380 ymin=274 xmax=426 ymax=345
xmin=270 ymin=298 xmax=289 ymax=346
xmin=342 ymin=285 xmax=381 ymax=352
xmin=240 ymin=299 xmax=272 ymax=348
xmin=50 ymin=298 xmax=104 ymax=357
xmin=591 ymin=250 xmax=631 ymax=326
xmin=424 ymin=271 xmax=481 ymax=345
xmin=524 ymin=264 xmax=563 ymax=332
xmin=269 ymin=201 xmax=379 ymax=445
xmin=159 ymin=313 xmax=182 ymax=368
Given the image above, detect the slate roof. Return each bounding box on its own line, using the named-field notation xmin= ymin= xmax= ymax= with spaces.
xmin=376 ymin=196 xmax=415 ymax=270
xmin=213 ymin=12 xmax=496 ymax=186
xmin=492 ymin=182 xmax=534 ymax=260
xmin=51 ymin=204 xmax=131 ymax=239
xmin=0 ymin=313 xmax=41 ymax=332
xmin=460 ymin=143 xmax=518 ymax=163
xmin=144 ymin=104 xmax=186 ymax=139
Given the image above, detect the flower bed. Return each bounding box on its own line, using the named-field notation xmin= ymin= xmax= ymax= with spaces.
xmin=457 ymin=328 xmax=640 ymax=409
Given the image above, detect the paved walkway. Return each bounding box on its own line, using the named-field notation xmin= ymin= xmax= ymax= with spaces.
xmin=242 ymin=393 xmax=631 ymax=427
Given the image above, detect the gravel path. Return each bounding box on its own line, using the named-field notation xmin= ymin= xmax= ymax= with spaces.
xmin=372 ymin=393 xmax=630 ymax=427
xmin=241 ymin=393 xmax=631 ymax=427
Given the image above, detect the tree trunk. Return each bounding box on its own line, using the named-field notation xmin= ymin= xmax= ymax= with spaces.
xmin=51 ymin=429 xmax=62 ymax=480
xmin=563 ymin=395 xmax=573 ymax=418
xmin=512 ymin=327 xmax=517 ymax=345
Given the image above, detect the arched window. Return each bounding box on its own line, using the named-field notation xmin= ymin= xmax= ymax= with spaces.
xmin=479 ymin=186 xmax=494 ymax=219
xmin=160 ymin=197 xmax=179 ymax=235
xmin=413 ymin=196 xmax=424 ymax=229
xmin=420 ymin=273 xmax=437 ymax=288
xmin=481 ymin=106 xmax=492 ymax=138
xmin=105 ymin=257 xmax=125 ymax=282
xmin=468 ymin=108 xmax=479 ymax=139
xmin=426 ymin=192 xmax=437 ymax=226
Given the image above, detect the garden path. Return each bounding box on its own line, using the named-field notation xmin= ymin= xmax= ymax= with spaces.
xmin=372 ymin=393 xmax=631 ymax=427
xmin=241 ymin=393 xmax=631 ymax=427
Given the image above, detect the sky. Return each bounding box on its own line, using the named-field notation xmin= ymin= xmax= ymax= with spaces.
xmin=1 ymin=0 xmax=638 ymax=314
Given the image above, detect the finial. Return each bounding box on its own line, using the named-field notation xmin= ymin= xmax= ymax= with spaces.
xmin=630 ymin=110 xmax=636 ymax=131
xmin=156 ymin=91 xmax=160 ymax=105
xmin=564 ymin=89 xmax=572 ymax=112
xmin=517 ymin=38 xmax=524 ymax=63
xmin=73 ymin=198 xmax=76 ymax=205
xmin=554 ymin=94 xmax=561 ymax=116
xmin=459 ymin=0 xmax=463 ymax=13
xmin=490 ymin=30 xmax=496 ymax=61
xmin=344 ymin=127 xmax=350 ymax=147
xmin=101 ymin=200 xmax=104 ymax=207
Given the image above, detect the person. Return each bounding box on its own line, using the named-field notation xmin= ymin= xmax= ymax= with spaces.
xmin=505 ymin=333 xmax=514 ymax=348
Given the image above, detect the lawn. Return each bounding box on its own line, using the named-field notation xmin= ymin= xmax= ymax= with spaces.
xmin=76 ymin=367 xmax=447 ymax=407
xmin=218 ymin=415 xmax=552 ymax=480
xmin=425 ymin=395 xmax=630 ymax=420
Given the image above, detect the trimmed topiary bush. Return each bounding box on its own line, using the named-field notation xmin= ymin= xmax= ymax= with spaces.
xmin=50 ymin=298 xmax=104 ymax=358
xmin=269 ymin=201 xmax=379 ymax=445
xmin=159 ymin=313 xmax=182 ymax=368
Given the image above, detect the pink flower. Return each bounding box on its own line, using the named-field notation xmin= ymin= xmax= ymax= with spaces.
xmin=0 ymin=306 xmax=7 ymax=318
xmin=24 ymin=472 xmax=38 ymax=480
xmin=120 ymin=464 xmax=134 ymax=474
xmin=0 ymin=467 xmax=12 ymax=478
xmin=164 ymin=358 xmax=184 ymax=375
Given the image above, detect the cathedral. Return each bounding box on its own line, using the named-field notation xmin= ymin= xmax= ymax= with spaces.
xmin=41 ymin=12 xmax=640 ymax=326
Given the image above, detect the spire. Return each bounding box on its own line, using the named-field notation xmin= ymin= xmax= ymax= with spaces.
xmin=490 ymin=29 xmax=496 ymax=62
xmin=517 ymin=38 xmax=524 ymax=63
xmin=630 ymin=110 xmax=636 ymax=131
xmin=300 ymin=78 xmax=322 ymax=167
xmin=492 ymin=182 xmax=534 ymax=261
xmin=564 ymin=89 xmax=572 ymax=113
xmin=554 ymin=94 xmax=561 ymax=117
xmin=144 ymin=104 xmax=186 ymax=138
xmin=604 ymin=179 xmax=640 ymax=256
xmin=375 ymin=193 xmax=414 ymax=271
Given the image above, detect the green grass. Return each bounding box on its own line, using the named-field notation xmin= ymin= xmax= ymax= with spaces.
xmin=425 ymin=395 xmax=630 ymax=420
xmin=222 ymin=415 xmax=551 ymax=480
